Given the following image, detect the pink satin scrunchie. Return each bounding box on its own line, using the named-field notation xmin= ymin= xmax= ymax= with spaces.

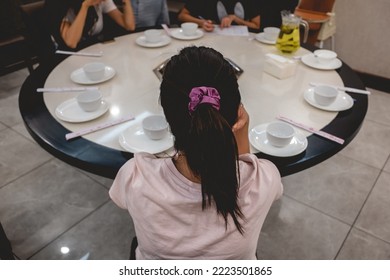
xmin=188 ymin=86 xmax=220 ymax=115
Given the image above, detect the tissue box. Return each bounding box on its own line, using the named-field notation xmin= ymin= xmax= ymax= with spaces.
xmin=264 ymin=54 xmax=297 ymax=79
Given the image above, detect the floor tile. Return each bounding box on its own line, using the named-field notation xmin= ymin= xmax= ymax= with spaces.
xmin=31 ymin=201 xmax=134 ymax=260
xmin=257 ymin=196 xmax=350 ymax=259
xmin=0 ymin=159 xmax=109 ymax=259
xmin=340 ymin=119 xmax=390 ymax=169
xmin=0 ymin=69 xmax=29 ymax=99
xmin=0 ymin=128 xmax=52 ymax=188
xmin=282 ymin=154 xmax=379 ymax=225
xmin=337 ymin=228 xmax=390 ymax=259
xmin=355 ymin=171 xmax=390 ymax=243
xmin=0 ymin=93 xmax=24 ymax=127
xmin=12 ymin=123 xmax=35 ymax=141
xmin=365 ymin=88 xmax=390 ymax=127
xmin=79 ymin=170 xmax=114 ymax=190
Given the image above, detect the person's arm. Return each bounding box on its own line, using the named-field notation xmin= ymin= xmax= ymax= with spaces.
xmin=107 ymin=0 xmax=135 ymax=31
xmin=232 ymin=104 xmax=250 ymax=155
xmin=60 ymin=0 xmax=102 ymax=49
xmin=178 ymin=7 xmax=214 ymax=32
xmin=220 ymin=14 xmax=260 ymax=30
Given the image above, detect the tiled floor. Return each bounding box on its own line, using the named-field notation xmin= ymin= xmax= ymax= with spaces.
xmin=1 ymin=69 xmax=389 ymax=260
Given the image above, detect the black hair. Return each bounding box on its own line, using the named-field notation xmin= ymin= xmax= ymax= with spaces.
xmin=160 ymin=46 xmax=244 ymax=234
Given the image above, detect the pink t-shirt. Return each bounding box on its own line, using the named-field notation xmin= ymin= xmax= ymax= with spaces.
xmin=109 ymin=152 xmax=283 ymax=259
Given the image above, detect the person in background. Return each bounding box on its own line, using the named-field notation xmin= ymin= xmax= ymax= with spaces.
xmin=178 ymin=0 xmax=260 ymax=32
xmin=109 ymin=46 xmax=283 ymax=259
xmin=258 ymin=0 xmax=298 ymax=31
xmin=46 ymin=0 xmax=135 ymax=50
xmin=131 ymin=0 xmax=170 ymax=28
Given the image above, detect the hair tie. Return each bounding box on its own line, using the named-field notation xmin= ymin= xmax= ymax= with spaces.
xmin=188 ymin=86 xmax=220 ymax=115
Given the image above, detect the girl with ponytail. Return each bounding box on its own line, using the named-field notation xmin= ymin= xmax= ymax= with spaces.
xmin=110 ymin=46 xmax=283 ymax=259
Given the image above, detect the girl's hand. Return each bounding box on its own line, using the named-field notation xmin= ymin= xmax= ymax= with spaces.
xmin=202 ymin=20 xmax=214 ymax=32
xmin=232 ymin=104 xmax=249 ymax=133
xmin=220 ymin=15 xmax=235 ymax=28
xmin=83 ymin=0 xmax=104 ymax=8
xmin=232 ymin=104 xmax=250 ymax=155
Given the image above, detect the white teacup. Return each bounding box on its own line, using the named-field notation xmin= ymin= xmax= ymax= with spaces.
xmin=313 ymin=85 xmax=338 ymax=106
xmin=83 ymin=62 xmax=106 ymax=81
xmin=142 ymin=115 xmax=169 ymax=140
xmin=314 ymin=49 xmax=337 ymax=64
xmin=76 ymin=90 xmax=102 ymax=112
xmin=181 ymin=22 xmax=198 ymax=36
xmin=263 ymin=27 xmax=280 ymax=42
xmin=266 ymin=122 xmax=295 ymax=147
xmin=144 ymin=29 xmax=162 ymax=43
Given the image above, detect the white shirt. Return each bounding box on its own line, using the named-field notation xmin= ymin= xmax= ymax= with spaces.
xmin=109 ymin=152 xmax=283 ymax=259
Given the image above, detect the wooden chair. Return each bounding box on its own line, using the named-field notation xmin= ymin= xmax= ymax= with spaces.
xmin=19 ymin=0 xmax=56 ymax=68
xmin=0 ymin=35 xmax=33 ymax=76
xmin=294 ymin=0 xmax=336 ymax=49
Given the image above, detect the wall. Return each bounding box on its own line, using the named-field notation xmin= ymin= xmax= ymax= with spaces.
xmin=334 ymin=0 xmax=390 ymax=78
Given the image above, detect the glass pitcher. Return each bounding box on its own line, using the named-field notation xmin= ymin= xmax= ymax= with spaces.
xmin=276 ymin=10 xmax=308 ymax=54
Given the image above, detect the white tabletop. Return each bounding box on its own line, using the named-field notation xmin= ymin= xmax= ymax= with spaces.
xmin=43 ymin=29 xmax=344 ymax=153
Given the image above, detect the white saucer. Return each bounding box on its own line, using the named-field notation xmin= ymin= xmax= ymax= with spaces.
xmin=55 ymin=98 xmax=109 ymax=123
xmin=70 ymin=66 xmax=115 ymax=85
xmin=301 ymin=53 xmax=342 ymax=70
xmin=304 ymin=88 xmax=354 ymax=112
xmin=119 ymin=124 xmax=174 ymax=154
xmin=170 ymin=29 xmax=204 ymax=40
xmin=254 ymin=32 xmax=276 ymax=45
xmin=249 ymin=123 xmax=308 ymax=157
xmin=135 ymin=35 xmax=171 ymax=48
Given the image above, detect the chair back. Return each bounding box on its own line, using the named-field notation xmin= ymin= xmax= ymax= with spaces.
xmin=297 ymin=0 xmax=335 ymax=13
xmin=295 ymin=0 xmax=336 ymax=45
xmin=19 ymin=1 xmax=55 ymax=65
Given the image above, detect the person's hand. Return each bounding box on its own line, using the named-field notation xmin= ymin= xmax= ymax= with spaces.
xmin=232 ymin=104 xmax=249 ymax=133
xmin=232 ymin=104 xmax=250 ymax=155
xmin=201 ymin=20 xmax=214 ymax=32
xmin=220 ymin=15 xmax=235 ymax=28
xmin=83 ymin=0 xmax=105 ymax=8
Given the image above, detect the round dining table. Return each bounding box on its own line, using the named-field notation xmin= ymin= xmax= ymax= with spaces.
xmin=19 ymin=28 xmax=368 ymax=178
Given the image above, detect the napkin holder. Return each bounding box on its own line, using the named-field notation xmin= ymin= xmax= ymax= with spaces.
xmin=264 ymin=54 xmax=297 ymax=79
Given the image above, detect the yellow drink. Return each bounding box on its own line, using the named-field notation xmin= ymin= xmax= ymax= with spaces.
xmin=276 ymin=25 xmax=300 ymax=54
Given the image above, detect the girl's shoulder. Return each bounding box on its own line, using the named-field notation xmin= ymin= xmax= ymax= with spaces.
xmin=239 ymin=153 xmax=282 ymax=183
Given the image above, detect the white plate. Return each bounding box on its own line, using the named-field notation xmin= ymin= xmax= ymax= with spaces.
xmin=119 ymin=124 xmax=174 ymax=154
xmin=249 ymin=123 xmax=308 ymax=157
xmin=304 ymin=88 xmax=354 ymax=111
xmin=70 ymin=66 xmax=115 ymax=85
xmin=55 ymin=98 xmax=109 ymax=123
xmin=170 ymin=29 xmax=204 ymax=40
xmin=301 ymin=53 xmax=342 ymax=70
xmin=135 ymin=35 xmax=171 ymax=48
xmin=254 ymin=32 xmax=276 ymax=45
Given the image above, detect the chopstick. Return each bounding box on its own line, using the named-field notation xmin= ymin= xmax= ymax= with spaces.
xmin=65 ymin=115 xmax=135 ymax=140
xmin=161 ymin=24 xmax=172 ymax=36
xmin=56 ymin=50 xmax=103 ymax=57
xmin=309 ymin=82 xmax=371 ymax=95
xmin=37 ymin=87 xmax=99 ymax=93
xmin=277 ymin=115 xmax=345 ymax=145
